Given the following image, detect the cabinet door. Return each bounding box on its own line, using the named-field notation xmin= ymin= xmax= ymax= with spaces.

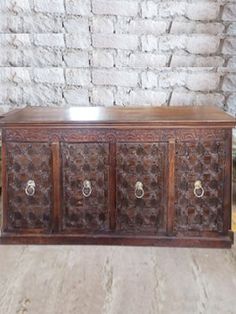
xmin=116 ymin=143 xmax=167 ymax=234
xmin=5 ymin=142 xmax=53 ymax=232
xmin=175 ymin=141 xmax=225 ymax=234
xmin=61 ymin=143 xmax=109 ymax=232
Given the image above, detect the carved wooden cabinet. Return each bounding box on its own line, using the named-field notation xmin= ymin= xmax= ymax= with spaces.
xmin=0 ymin=106 xmax=235 ymax=247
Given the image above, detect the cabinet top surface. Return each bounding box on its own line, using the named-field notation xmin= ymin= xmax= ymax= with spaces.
xmin=0 ymin=106 xmax=235 ymax=127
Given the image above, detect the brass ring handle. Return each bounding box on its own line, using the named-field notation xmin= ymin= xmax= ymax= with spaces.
xmin=135 ymin=181 xmax=144 ymax=199
xmin=25 ymin=180 xmax=36 ymax=196
xmin=194 ymin=180 xmax=204 ymax=198
xmin=82 ymin=180 xmax=92 ymax=197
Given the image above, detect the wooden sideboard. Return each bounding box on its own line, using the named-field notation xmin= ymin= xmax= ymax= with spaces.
xmin=0 ymin=106 xmax=235 ymax=247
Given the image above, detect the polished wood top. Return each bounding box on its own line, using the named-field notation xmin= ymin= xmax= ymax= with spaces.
xmin=0 ymin=106 xmax=235 ymax=127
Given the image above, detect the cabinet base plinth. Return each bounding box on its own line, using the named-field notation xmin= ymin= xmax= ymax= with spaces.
xmin=0 ymin=233 xmax=233 ymax=248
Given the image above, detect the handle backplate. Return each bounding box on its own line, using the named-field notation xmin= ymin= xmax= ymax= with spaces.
xmin=194 ymin=180 xmax=204 ymax=198
xmin=135 ymin=181 xmax=144 ymax=199
xmin=82 ymin=180 xmax=92 ymax=197
xmin=25 ymin=180 xmax=36 ymax=196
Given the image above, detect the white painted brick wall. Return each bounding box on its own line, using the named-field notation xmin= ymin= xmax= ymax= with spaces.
xmin=0 ymin=0 xmax=235 ymax=116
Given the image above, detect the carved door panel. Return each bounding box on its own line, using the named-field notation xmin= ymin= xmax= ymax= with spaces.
xmin=175 ymin=140 xmax=225 ymax=234
xmin=116 ymin=143 xmax=167 ymax=234
xmin=61 ymin=143 xmax=109 ymax=232
xmin=5 ymin=142 xmax=53 ymax=232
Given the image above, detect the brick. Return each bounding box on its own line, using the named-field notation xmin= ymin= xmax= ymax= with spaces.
xmin=65 ymin=33 xmax=91 ymax=49
xmin=63 ymin=17 xmax=89 ymax=33
xmin=23 ymin=85 xmax=63 ymax=105
xmin=66 ymin=69 xmax=91 ymax=86
xmin=227 ymin=57 xmax=236 ymax=67
xmin=0 ymin=48 xmax=23 ymax=66
xmin=92 ymin=50 xmax=114 ymax=68
xmin=159 ymin=2 xmax=186 ymax=19
xmin=92 ymin=70 xmax=138 ymax=87
xmin=65 ymin=0 xmax=91 ymax=16
xmin=63 ymin=50 xmax=89 ymax=67
xmin=141 ymin=72 xmax=158 ymax=89
xmin=159 ymin=35 xmax=187 ymax=52
xmin=227 ymin=94 xmax=236 ymax=117
xmin=160 ymin=35 xmax=220 ymax=54
xmin=0 ymin=34 xmax=31 ymax=48
xmin=171 ymin=55 xmax=224 ymax=67
xmin=170 ymin=22 xmax=224 ymax=35
xmin=91 ymin=87 xmax=114 ymax=106
xmin=0 ymin=48 xmax=63 ymax=67
xmin=222 ymin=4 xmax=236 ymax=21
xmin=227 ymin=23 xmax=236 ymax=35
xmin=141 ymin=1 xmax=158 ymax=18
xmin=222 ymin=74 xmax=236 ymax=91
xmin=33 ymin=68 xmax=64 ymax=85
xmin=0 ymin=0 xmax=31 ymax=14
xmin=92 ymin=0 xmax=139 ymax=17
xmin=141 ymin=35 xmax=158 ymax=52
xmin=116 ymin=52 xmax=167 ymax=68
xmin=0 ymin=84 xmax=23 ymax=104
xmin=186 ymin=3 xmax=219 ymax=21
xmin=63 ymin=88 xmax=89 ymax=105
xmin=186 ymin=73 xmax=220 ymax=92
xmin=170 ymin=92 xmax=224 ymax=107
xmin=23 ymin=15 xmax=62 ymax=33
xmin=34 ymin=34 xmax=64 ymax=47
xmin=34 ymin=0 xmax=64 ymax=14
xmin=92 ymin=34 xmax=139 ymax=50
xmin=222 ymin=38 xmax=236 ymax=55
xmin=23 ymin=48 xmax=63 ymax=67
xmin=0 ymin=14 xmax=22 ymax=33
xmin=160 ymin=71 xmax=220 ymax=92
xmin=0 ymin=68 xmax=31 ymax=84
xmin=117 ymin=19 xmax=167 ymax=35
xmin=115 ymin=89 xmax=167 ymax=106
xmin=92 ymin=17 xmax=114 ymax=33
xmin=159 ymin=2 xmax=219 ymax=21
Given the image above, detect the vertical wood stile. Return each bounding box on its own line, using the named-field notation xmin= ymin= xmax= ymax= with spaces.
xmin=109 ymin=142 xmax=116 ymax=231
xmin=167 ymin=139 xmax=175 ymax=235
xmin=223 ymin=129 xmax=232 ymax=234
xmin=52 ymin=142 xmax=61 ymax=233
xmin=1 ymin=139 xmax=8 ymax=232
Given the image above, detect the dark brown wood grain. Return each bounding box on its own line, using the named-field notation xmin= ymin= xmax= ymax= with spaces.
xmin=167 ymin=139 xmax=175 ymax=235
xmin=61 ymin=142 xmax=110 ymax=233
xmin=109 ymin=142 xmax=116 ymax=231
xmin=4 ymin=127 xmax=228 ymax=143
xmin=223 ymin=129 xmax=232 ymax=234
xmin=52 ymin=142 xmax=61 ymax=233
xmin=0 ymin=106 xmax=235 ymax=247
xmin=4 ymin=142 xmax=53 ymax=233
xmin=174 ymin=139 xmax=225 ymax=235
xmin=0 ymin=106 xmax=235 ymax=126
xmin=1 ymin=141 xmax=8 ymax=232
xmin=116 ymin=142 xmax=167 ymax=234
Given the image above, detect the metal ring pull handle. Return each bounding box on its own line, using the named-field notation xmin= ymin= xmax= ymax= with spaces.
xmin=25 ymin=180 xmax=36 ymax=196
xmin=82 ymin=180 xmax=92 ymax=197
xmin=194 ymin=180 xmax=204 ymax=198
xmin=135 ymin=181 xmax=144 ymax=199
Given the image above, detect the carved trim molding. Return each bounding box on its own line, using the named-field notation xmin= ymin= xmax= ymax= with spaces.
xmin=4 ymin=128 xmax=227 ymax=143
